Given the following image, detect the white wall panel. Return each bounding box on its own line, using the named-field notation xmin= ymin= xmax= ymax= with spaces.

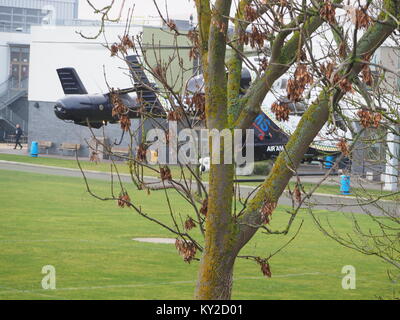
xmin=28 ymin=25 xmax=143 ymax=102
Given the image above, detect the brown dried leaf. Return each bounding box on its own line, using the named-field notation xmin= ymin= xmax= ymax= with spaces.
xmin=338 ymin=78 xmax=353 ymax=93
xmin=119 ymin=115 xmax=131 ymax=132
xmin=362 ymin=64 xmax=373 ymax=86
xmin=339 ymin=41 xmax=347 ymax=58
xmin=184 ymin=217 xmax=196 ymax=231
xmin=136 ymin=143 xmax=147 ymax=162
xmin=256 ymin=258 xmax=272 ymax=278
xmin=320 ymin=1 xmax=336 ymax=25
xmin=259 ymin=201 xmax=277 ymax=224
xmin=357 ymin=109 xmax=382 ymax=128
xmin=337 ymin=138 xmax=350 ymax=156
xmin=90 ymin=151 xmax=100 ymax=164
xmin=244 ymin=4 xmax=258 ymax=21
xmin=160 ymin=166 xmax=172 ymax=181
xmin=200 ymin=198 xmax=208 ymax=216
xmin=175 ymin=239 xmax=197 ymax=263
xmin=271 ymin=102 xmax=290 ymax=122
xmin=294 ymin=184 xmax=302 ymax=203
xmin=356 ymin=9 xmax=372 ymax=29
xmin=110 ymin=43 xmax=119 ymax=57
xmin=118 ymin=192 xmax=132 ymax=208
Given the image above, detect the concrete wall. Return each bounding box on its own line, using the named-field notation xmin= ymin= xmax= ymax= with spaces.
xmin=28 ymin=100 xmax=140 ymax=157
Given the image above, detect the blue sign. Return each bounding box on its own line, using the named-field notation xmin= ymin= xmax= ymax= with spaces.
xmin=252 ymin=113 xmax=272 ymax=140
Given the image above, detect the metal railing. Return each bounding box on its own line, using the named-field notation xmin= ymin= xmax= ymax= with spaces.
xmin=0 ymin=77 xmax=28 ymax=111
xmin=0 ymin=76 xmax=12 ymax=96
xmin=0 ymin=107 xmax=27 ymax=132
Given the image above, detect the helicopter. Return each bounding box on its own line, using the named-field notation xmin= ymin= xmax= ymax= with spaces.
xmin=54 ymin=54 xmax=344 ymax=162
xmin=54 ymin=55 xmax=164 ymax=129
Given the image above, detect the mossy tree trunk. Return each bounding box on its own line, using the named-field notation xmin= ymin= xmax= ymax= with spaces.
xmin=194 ymin=0 xmax=399 ymax=300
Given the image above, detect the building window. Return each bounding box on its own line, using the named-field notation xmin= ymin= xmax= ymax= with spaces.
xmin=0 ymin=7 xmax=12 ymax=14
xmin=9 ymin=46 xmax=30 ymax=90
xmin=0 ymin=6 xmax=48 ymax=32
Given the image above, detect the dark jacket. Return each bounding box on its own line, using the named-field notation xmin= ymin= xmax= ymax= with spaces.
xmin=16 ymin=128 xmax=22 ymax=138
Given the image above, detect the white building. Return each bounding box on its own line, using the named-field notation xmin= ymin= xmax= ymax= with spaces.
xmin=27 ymin=24 xmax=143 ymax=156
xmin=0 ymin=0 xmax=80 ymax=141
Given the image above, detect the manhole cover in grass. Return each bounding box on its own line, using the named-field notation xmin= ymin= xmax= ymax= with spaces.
xmin=132 ymin=237 xmax=176 ymax=244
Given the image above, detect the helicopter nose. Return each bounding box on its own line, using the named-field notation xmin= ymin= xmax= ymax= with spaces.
xmin=54 ymin=102 xmax=68 ymax=120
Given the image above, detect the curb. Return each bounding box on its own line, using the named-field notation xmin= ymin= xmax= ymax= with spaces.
xmin=0 ymin=160 xmax=397 ymax=205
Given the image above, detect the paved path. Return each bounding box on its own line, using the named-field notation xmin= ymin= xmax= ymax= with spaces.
xmin=0 ymin=160 xmax=398 ymax=217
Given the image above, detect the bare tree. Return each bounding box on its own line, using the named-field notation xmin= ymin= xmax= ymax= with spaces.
xmin=77 ymin=0 xmax=400 ymax=300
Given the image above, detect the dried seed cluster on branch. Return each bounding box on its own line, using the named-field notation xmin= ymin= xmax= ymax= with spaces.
xmin=287 ymin=64 xmax=313 ymax=102
xmin=355 ymin=8 xmax=372 ymax=29
xmin=200 ymin=198 xmax=208 ymax=216
xmin=338 ymin=78 xmax=354 ymax=93
xmin=184 ymin=217 xmax=197 ymax=231
xmin=160 ymin=166 xmax=172 ymax=181
xmin=337 ymin=138 xmax=350 ymax=156
xmin=166 ymin=19 xmax=177 ymax=32
xmin=167 ymin=107 xmax=184 ymax=121
xmin=152 ymin=63 xmax=167 ymax=81
xmin=320 ymin=1 xmax=336 ymax=25
xmin=187 ymin=30 xmax=200 ymax=61
xmin=188 ymin=93 xmax=206 ymax=120
xmin=89 ymin=151 xmax=100 ymax=163
xmin=256 ymin=257 xmax=272 ymax=278
xmin=271 ymin=101 xmax=290 ymax=122
xmin=357 ymin=109 xmax=382 ymax=128
xmin=294 ymin=184 xmax=302 ymax=203
xmin=346 ymin=6 xmax=372 ymax=29
xmin=136 ymin=143 xmax=147 ymax=162
xmin=244 ymin=4 xmax=258 ymax=22
xmin=111 ymin=92 xmax=131 ymax=131
xmin=361 ymin=64 xmax=373 ymax=86
xmin=259 ymin=57 xmax=269 ymax=71
xmin=259 ymin=200 xmax=277 ymax=224
xmin=321 ymin=62 xmax=339 ymax=84
xmin=118 ymin=192 xmax=131 ymax=208
xmin=175 ymin=239 xmax=197 ymax=263
xmin=110 ymin=35 xmax=135 ymax=57
xmin=249 ymin=25 xmax=267 ymax=49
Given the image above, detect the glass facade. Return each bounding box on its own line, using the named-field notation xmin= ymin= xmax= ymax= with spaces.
xmin=0 ymin=0 xmax=79 ymax=33
xmin=0 ymin=5 xmax=49 ymax=32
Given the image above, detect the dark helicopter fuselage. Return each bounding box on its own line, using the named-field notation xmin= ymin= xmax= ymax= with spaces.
xmin=55 ymin=94 xmax=113 ymax=122
xmin=54 ymin=57 xmax=162 ymax=128
xmin=54 ymin=55 xmax=341 ymax=164
xmin=54 ymin=93 xmax=139 ymax=128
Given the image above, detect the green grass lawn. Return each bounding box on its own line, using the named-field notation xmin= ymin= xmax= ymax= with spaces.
xmin=0 ymin=168 xmax=398 ymax=300
xmin=1 ymin=153 xmax=398 ymax=201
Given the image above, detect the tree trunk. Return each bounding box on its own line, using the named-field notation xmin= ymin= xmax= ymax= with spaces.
xmin=195 ymin=249 xmax=236 ymax=300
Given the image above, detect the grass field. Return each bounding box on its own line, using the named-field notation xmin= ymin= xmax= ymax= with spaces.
xmin=0 ymin=168 xmax=398 ymax=300
xmin=0 ymin=153 xmax=398 ymax=201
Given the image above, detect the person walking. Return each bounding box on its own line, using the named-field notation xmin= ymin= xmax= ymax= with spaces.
xmin=14 ymin=124 xmax=23 ymax=150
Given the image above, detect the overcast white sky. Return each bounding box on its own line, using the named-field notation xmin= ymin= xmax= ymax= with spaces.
xmin=78 ymin=0 xmax=196 ymax=21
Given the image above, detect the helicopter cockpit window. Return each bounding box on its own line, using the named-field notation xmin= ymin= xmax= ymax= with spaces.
xmin=186 ymin=74 xmax=205 ymax=95
xmin=277 ymin=96 xmax=307 ymax=116
xmin=280 ymin=78 xmax=288 ymax=90
xmin=289 ymin=101 xmax=307 ymax=115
